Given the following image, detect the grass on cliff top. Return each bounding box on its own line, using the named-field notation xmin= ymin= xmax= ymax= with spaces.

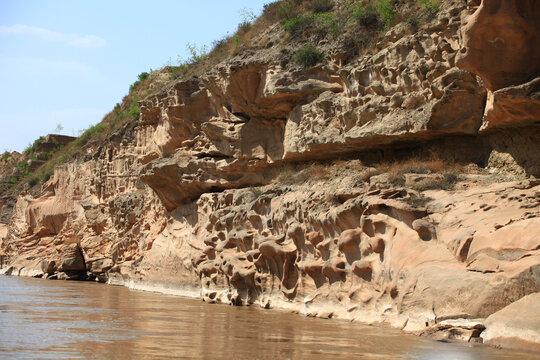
xmin=260 ymin=0 xmax=443 ymax=68
xmin=159 ymin=0 xmax=412 ymax=78
xmin=0 ymin=136 xmax=68 ymax=190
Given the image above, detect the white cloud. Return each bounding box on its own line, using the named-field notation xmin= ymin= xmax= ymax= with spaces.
xmin=0 ymin=24 xmax=105 ymax=48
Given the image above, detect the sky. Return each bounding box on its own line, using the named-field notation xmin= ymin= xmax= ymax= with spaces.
xmin=0 ymin=0 xmax=270 ymax=152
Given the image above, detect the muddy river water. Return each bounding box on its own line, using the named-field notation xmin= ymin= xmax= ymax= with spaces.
xmin=0 ymin=275 xmax=538 ymax=359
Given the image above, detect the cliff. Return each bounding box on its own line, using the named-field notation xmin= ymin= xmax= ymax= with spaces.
xmin=1 ymin=0 xmax=539 ymax=351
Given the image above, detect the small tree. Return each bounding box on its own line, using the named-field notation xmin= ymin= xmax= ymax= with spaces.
xmin=238 ymin=7 xmax=256 ymax=32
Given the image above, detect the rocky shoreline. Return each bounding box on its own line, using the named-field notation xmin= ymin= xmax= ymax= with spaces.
xmin=1 ymin=0 xmax=539 ymax=353
xmin=2 ymin=173 xmax=539 ymax=352
xmin=1 ymin=267 xmax=539 ymax=353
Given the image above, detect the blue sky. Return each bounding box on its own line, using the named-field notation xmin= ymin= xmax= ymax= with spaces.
xmin=0 ymin=0 xmax=269 ymax=152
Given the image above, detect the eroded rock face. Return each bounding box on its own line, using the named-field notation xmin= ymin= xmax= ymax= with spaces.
xmin=1 ymin=126 xmax=168 ymax=282
xmin=456 ymin=0 xmax=540 ymax=132
xmin=137 ymin=1 xmax=490 ymax=205
xmin=456 ymin=0 xmax=540 ymax=91
xmin=481 ymin=77 xmax=540 ymax=131
xmin=1 ymin=0 xmax=539 ymax=351
xmin=283 ymin=7 xmax=489 ymax=159
xmin=110 ymin=176 xmax=540 ymax=335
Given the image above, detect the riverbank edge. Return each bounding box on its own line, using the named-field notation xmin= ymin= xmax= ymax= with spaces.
xmin=2 ymin=265 xmax=539 ymax=354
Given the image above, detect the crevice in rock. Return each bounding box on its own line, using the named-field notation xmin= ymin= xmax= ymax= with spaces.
xmin=232 ymin=112 xmax=251 ymax=121
xmin=77 ymin=245 xmax=88 ymax=281
xmin=196 ymin=153 xmax=234 ymax=160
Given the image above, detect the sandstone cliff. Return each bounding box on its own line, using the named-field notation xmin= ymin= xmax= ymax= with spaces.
xmin=1 ymin=0 xmax=539 ymax=351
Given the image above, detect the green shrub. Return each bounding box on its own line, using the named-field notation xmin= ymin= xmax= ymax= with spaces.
xmin=138 ymin=72 xmax=149 ymax=82
xmin=106 ymin=96 xmax=140 ymax=130
xmin=283 ymin=13 xmax=314 ymax=34
xmin=407 ymin=14 xmax=420 ymax=32
xmin=233 ymin=34 xmax=242 ymax=47
xmin=294 ymin=45 xmax=325 ymax=67
xmin=373 ymin=0 xmax=395 ymax=28
xmin=169 ymin=64 xmax=190 ymax=77
xmin=128 ymin=96 xmax=140 ymax=119
xmin=76 ymin=123 xmax=106 ymax=146
xmin=418 ymin=0 xmax=441 ymax=18
xmin=351 ymin=3 xmax=381 ymax=29
xmin=238 ymin=21 xmax=251 ymax=32
xmin=28 ymin=177 xmax=38 ymax=187
xmin=6 ymin=176 xmax=18 ymax=188
xmin=1 ymin=152 xmax=10 ymax=162
xmin=129 ymin=72 xmax=149 ymax=93
xmin=311 ymin=0 xmax=334 ymax=13
xmin=166 ymin=43 xmax=207 ymax=79
xmin=351 ymin=0 xmax=394 ymax=29
xmin=59 ymin=152 xmax=71 ymax=164
xmin=211 ymin=37 xmax=228 ymax=51
xmin=271 ymin=0 xmax=300 ymax=21
xmin=283 ymin=7 xmax=343 ymax=36
xmin=22 ymin=143 xmax=32 ymax=154
xmin=315 ymin=13 xmax=341 ymax=36
xmin=15 ymin=159 xmax=28 ymax=169
xmin=238 ymin=7 xmax=256 ymax=32
xmin=186 ymin=42 xmax=207 ymax=65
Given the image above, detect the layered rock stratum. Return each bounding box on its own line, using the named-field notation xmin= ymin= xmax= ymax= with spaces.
xmin=1 ymin=0 xmax=539 ymax=351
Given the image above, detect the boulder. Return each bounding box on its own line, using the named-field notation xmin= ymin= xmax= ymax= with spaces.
xmin=481 ymin=77 xmax=540 ymax=131
xmin=482 ymin=293 xmax=540 ymax=352
xmin=57 ymin=244 xmax=85 ymax=272
xmin=90 ymin=258 xmax=113 ymax=273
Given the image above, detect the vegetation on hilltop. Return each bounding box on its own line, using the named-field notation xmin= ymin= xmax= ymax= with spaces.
xmin=1 ymin=0 xmax=444 ymax=191
xmin=0 ymin=136 xmax=64 ymax=190
xmin=0 ymin=73 xmax=147 ymax=191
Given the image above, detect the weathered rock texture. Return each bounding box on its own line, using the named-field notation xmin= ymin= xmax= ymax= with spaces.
xmin=482 ymin=293 xmax=540 ymax=352
xmin=1 ymin=0 xmax=539 ymax=351
xmin=456 ymin=0 xmax=540 ymax=132
xmin=456 ymin=0 xmax=540 ymax=91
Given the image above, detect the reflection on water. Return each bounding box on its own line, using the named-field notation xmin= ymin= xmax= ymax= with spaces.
xmin=0 ymin=275 xmax=538 ymax=359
